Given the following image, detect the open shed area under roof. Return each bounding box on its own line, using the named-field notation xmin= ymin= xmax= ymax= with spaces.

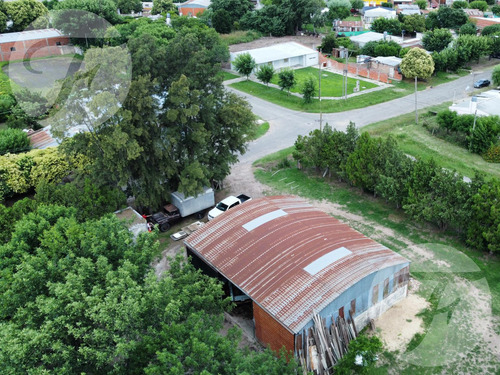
xmin=185 ymin=195 xmax=408 ymax=334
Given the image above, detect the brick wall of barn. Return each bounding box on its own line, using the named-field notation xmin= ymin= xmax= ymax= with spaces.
xmin=253 ymin=302 xmax=295 ymax=353
xmin=0 ymin=36 xmax=70 ymax=62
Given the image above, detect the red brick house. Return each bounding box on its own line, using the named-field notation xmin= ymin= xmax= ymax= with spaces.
xmin=0 ymin=28 xmax=70 ymax=62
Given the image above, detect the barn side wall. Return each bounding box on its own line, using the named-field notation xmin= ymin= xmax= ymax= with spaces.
xmin=0 ymin=36 xmax=71 ymax=62
xmin=299 ymin=262 xmax=410 ymax=335
xmin=253 ymin=301 xmax=295 ymax=353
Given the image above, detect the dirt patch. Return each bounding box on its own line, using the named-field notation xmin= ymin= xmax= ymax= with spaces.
xmin=374 ymin=282 xmax=429 ymax=352
xmin=228 ymin=35 xmax=323 ymax=53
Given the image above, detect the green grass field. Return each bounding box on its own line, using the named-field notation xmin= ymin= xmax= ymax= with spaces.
xmin=269 ymin=67 xmax=377 ymax=97
xmin=230 ymin=71 xmax=468 ymax=113
xmin=363 ymin=103 xmax=500 ymax=180
xmin=219 ymin=71 xmax=240 ymax=81
xmin=253 ymin=148 xmax=500 ymax=375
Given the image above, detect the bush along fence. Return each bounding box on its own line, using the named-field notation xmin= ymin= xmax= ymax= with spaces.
xmin=293 ymin=123 xmax=499 ymax=253
xmin=431 ymin=110 xmax=500 ymax=162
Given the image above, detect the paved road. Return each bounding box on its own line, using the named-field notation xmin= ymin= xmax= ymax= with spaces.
xmin=227 ymin=69 xmax=493 ymax=164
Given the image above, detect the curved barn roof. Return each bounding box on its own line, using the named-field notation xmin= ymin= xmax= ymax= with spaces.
xmin=185 ymin=195 xmax=408 ymax=333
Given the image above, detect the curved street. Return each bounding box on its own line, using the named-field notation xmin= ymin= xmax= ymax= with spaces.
xmin=227 ymin=69 xmax=493 ymax=164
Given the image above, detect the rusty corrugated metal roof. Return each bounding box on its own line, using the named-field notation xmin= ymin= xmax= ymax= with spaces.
xmin=185 ymin=196 xmax=409 ymax=334
xmin=28 ymin=128 xmax=58 ymax=149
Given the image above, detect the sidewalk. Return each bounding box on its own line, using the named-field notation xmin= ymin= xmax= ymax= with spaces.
xmin=223 ymin=69 xmax=391 ymax=100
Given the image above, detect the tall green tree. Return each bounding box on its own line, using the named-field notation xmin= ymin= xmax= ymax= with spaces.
xmin=233 ymin=52 xmax=256 ymax=79
xmin=371 ymin=18 xmax=402 ymax=35
xmin=5 ymin=0 xmax=48 ymax=31
xmin=151 ymin=0 xmax=176 ymax=14
xmin=278 ymin=68 xmax=296 ymax=95
xmin=422 ymin=28 xmax=453 ymax=52
xmin=208 ymin=0 xmax=253 ymax=30
xmin=117 ymin=0 xmax=142 ymax=14
xmin=402 ymin=14 xmax=426 ymax=33
xmin=256 ymin=64 xmax=275 ymax=86
xmin=301 ymin=76 xmax=316 ymax=104
xmin=400 ymin=47 xmax=434 ymax=79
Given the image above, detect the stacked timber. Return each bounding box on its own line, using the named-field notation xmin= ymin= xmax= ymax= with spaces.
xmin=296 ymin=311 xmax=358 ymax=375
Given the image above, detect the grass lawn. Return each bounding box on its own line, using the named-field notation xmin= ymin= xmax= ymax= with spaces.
xmin=269 ymin=67 xmax=377 ymax=97
xmin=219 ymin=71 xmax=240 ymax=81
xmin=363 ymin=102 xmax=500 ymax=180
xmin=230 ymin=70 xmax=468 ymax=113
xmin=253 ymin=148 xmax=500 ymax=374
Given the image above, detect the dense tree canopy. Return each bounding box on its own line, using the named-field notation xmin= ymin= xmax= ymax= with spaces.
xmin=0 ymin=204 xmax=300 ymax=373
xmin=422 ymin=28 xmax=453 ymax=52
xmin=55 ymin=19 xmax=254 ymax=208
xmin=5 ymin=0 xmax=48 ymax=31
xmin=371 ymin=17 xmax=402 ymax=35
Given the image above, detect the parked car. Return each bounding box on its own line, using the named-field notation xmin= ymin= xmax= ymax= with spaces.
xmin=170 ymin=230 xmax=188 ymax=241
xmin=474 ymin=79 xmax=490 ymax=88
xmin=208 ymin=194 xmax=252 ymax=221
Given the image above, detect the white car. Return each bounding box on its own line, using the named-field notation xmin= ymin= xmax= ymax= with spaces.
xmin=170 ymin=230 xmax=188 ymax=241
xmin=208 ymin=194 xmax=251 ymax=220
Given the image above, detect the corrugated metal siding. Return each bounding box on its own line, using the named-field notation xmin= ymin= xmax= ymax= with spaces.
xmin=186 ymin=196 xmax=409 ymax=334
xmin=253 ymin=301 xmax=295 ymax=353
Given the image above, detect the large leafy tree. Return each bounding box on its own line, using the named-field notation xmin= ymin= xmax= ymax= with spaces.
xmin=209 ymin=0 xmax=253 ymax=30
xmin=422 ymin=28 xmax=453 ymax=52
xmin=233 ymin=52 xmax=256 ymax=79
xmin=371 ymin=18 xmax=402 ymax=35
xmin=0 ymin=204 xmax=300 ymax=373
xmin=58 ymin=21 xmax=253 ymax=208
xmin=5 ymin=0 xmax=48 ymax=31
xmin=151 ymin=0 xmax=176 ymax=14
xmin=400 ymin=47 xmax=434 ymax=79
xmin=55 ymin=0 xmax=121 ymax=27
xmin=402 ymin=14 xmax=425 ymax=33
xmin=117 ymin=0 xmax=142 ymax=14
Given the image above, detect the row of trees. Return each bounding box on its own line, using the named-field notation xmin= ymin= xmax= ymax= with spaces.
xmin=232 ymin=53 xmax=316 ymax=102
xmin=435 ymin=110 xmax=500 ymax=156
xmin=293 ymin=124 xmax=499 ymax=253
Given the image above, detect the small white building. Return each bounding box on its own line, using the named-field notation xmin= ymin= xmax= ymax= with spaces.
xmin=450 ymin=91 xmax=500 ymax=117
xmin=350 ymin=31 xmax=402 ymax=48
xmin=230 ymin=42 xmax=318 ymax=73
xmin=363 ymin=7 xmax=397 ymax=24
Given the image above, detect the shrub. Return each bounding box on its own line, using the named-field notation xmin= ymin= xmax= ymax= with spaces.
xmin=469 ymin=0 xmax=488 ymax=11
xmin=452 ymin=0 xmax=468 ymax=8
xmin=492 ymin=5 xmax=500 ymax=16
xmin=0 ymin=148 xmax=76 ymax=201
xmin=301 ymin=77 xmax=316 ymax=104
xmin=0 ymin=128 xmax=30 ymax=155
xmin=483 ymin=144 xmax=500 ymax=162
xmin=481 ymin=24 xmax=500 ymax=36
xmin=416 ymin=0 xmax=427 ymax=9
xmin=459 ymin=23 xmax=477 ymax=36
xmin=492 ymin=64 xmax=500 ymax=86
xmin=256 ymin=64 xmax=274 ymax=86
xmin=319 ymin=33 xmax=338 ymax=54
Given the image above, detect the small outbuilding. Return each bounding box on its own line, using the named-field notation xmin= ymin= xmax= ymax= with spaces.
xmin=350 ymin=31 xmax=402 ymax=48
xmin=230 ymin=42 xmax=319 ymax=74
xmin=363 ymin=7 xmax=397 ymax=24
xmin=185 ymin=196 xmax=410 ymax=353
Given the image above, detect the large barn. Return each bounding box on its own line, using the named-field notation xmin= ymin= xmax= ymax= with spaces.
xmin=185 ymin=196 xmax=410 ymax=353
xmin=230 ymin=42 xmax=319 ymax=74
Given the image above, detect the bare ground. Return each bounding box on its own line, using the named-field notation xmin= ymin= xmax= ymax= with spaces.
xmin=228 ymin=35 xmax=324 ymax=54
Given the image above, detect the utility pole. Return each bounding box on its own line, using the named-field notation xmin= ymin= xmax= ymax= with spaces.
xmin=344 ymin=47 xmax=348 ymax=102
xmin=318 ymin=48 xmax=322 ymax=131
xmin=414 ymin=76 xmax=418 ymax=124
